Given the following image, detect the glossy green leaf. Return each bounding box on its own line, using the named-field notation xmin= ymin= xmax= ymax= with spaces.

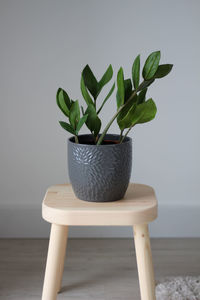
xmin=56 ymin=88 xmax=71 ymax=117
xmin=117 ymin=78 xmax=132 ymax=112
xmin=59 ymin=121 xmax=75 ymax=134
xmin=134 ymin=98 xmax=157 ymax=124
xmin=117 ymin=94 xmax=137 ymax=130
xmin=124 ymin=79 xmax=132 ymax=102
xmin=69 ymin=100 xmax=80 ymax=129
xmin=118 ymin=103 xmax=137 ymax=130
xmin=132 ymin=55 xmax=140 ymax=89
xmin=82 ymin=65 xmax=98 ymax=99
xmin=116 ymin=91 xmax=120 ymax=110
xmin=75 ymin=114 xmax=88 ymax=134
xmin=116 ymin=67 xmax=124 ymax=109
xmin=137 ymin=88 xmax=147 ymax=104
xmin=85 ymin=104 xmax=101 ymax=137
xmin=118 ymin=98 xmax=156 ymax=130
xmin=98 ymin=64 xmax=113 ymax=92
xmin=80 ymin=75 xmax=94 ymax=106
xmin=142 ymin=51 xmax=161 ymax=80
xmin=97 ymin=83 xmax=115 ymax=114
xmin=137 ymin=79 xmax=155 ymax=92
xmin=154 ymin=64 xmax=173 ymax=78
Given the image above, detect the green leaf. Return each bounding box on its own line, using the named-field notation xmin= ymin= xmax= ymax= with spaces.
xmin=134 ymin=98 xmax=157 ymax=124
xmin=154 ymin=64 xmax=173 ymax=78
xmin=56 ymin=88 xmax=71 ymax=117
xmin=116 ymin=67 xmax=125 ymax=109
xmin=85 ymin=104 xmax=101 ymax=137
xmin=124 ymin=79 xmax=132 ymax=102
xmin=116 ymin=91 xmax=120 ymax=110
xmin=59 ymin=121 xmax=75 ymax=134
xmin=80 ymin=75 xmax=94 ymax=106
xmin=118 ymin=98 xmax=156 ymax=130
xmin=118 ymin=103 xmax=137 ymax=130
xmin=132 ymin=55 xmax=140 ymax=89
xmin=82 ymin=65 xmax=98 ymax=99
xmin=137 ymin=79 xmax=155 ymax=92
xmin=137 ymin=88 xmax=147 ymax=104
xmin=75 ymin=114 xmax=88 ymax=134
xmin=117 ymin=94 xmax=137 ymax=130
xmin=97 ymin=83 xmax=115 ymax=114
xmin=69 ymin=100 xmax=80 ymax=129
xmin=142 ymin=51 xmax=161 ymax=80
xmin=98 ymin=64 xmax=113 ymax=92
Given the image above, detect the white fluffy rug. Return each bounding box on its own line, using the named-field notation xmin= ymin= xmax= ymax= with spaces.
xmin=156 ymin=276 xmax=200 ymax=300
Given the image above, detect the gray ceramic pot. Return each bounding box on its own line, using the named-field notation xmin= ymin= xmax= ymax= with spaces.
xmin=68 ymin=134 xmax=132 ymax=202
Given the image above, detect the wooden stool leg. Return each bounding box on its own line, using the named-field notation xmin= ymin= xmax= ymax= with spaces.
xmin=57 ymin=226 xmax=68 ymax=293
xmin=42 ymin=224 xmax=68 ymax=300
xmin=133 ymin=224 xmax=156 ymax=300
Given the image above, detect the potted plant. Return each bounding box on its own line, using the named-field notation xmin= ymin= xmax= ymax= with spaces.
xmin=57 ymin=51 xmax=173 ymax=202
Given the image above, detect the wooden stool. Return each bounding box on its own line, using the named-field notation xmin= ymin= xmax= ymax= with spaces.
xmin=41 ymin=183 xmax=157 ymax=300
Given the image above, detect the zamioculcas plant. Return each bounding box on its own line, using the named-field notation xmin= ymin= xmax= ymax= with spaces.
xmin=57 ymin=51 xmax=173 ymax=145
xmin=57 ymin=51 xmax=173 ymax=202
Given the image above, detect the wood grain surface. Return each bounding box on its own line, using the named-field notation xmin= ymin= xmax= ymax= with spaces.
xmin=42 ymin=183 xmax=157 ymax=225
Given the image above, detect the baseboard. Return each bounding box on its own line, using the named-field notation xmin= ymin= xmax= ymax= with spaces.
xmin=0 ymin=203 xmax=199 ymax=238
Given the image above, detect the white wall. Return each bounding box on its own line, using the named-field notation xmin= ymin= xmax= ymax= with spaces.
xmin=0 ymin=0 xmax=200 ymax=237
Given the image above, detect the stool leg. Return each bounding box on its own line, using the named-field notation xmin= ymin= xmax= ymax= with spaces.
xmin=133 ymin=224 xmax=156 ymax=300
xmin=57 ymin=226 xmax=68 ymax=293
xmin=42 ymin=224 xmax=68 ymax=300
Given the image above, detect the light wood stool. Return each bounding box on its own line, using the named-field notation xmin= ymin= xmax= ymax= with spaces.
xmin=41 ymin=183 xmax=157 ymax=300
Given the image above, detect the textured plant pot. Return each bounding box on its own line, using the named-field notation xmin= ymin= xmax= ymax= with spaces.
xmin=68 ymin=134 xmax=132 ymax=202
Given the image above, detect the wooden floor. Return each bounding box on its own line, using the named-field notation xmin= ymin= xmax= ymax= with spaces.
xmin=0 ymin=238 xmax=199 ymax=300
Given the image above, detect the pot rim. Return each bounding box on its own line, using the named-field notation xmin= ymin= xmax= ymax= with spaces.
xmin=68 ymin=133 xmax=132 ymax=147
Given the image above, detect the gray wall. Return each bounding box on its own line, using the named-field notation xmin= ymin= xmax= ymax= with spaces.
xmin=0 ymin=0 xmax=200 ymax=237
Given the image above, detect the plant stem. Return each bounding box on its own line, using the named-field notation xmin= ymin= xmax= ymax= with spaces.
xmin=75 ymin=135 xmax=79 ymax=143
xmin=119 ymin=130 xmax=124 ymax=143
xmin=97 ymin=102 xmax=103 ymax=115
xmin=120 ymin=125 xmax=133 ymax=143
xmin=97 ymin=83 xmax=143 ymax=145
xmin=97 ymin=110 xmax=120 ymax=145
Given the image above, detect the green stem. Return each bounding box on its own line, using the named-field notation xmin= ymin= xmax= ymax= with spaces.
xmin=120 ymin=125 xmax=133 ymax=143
xmin=97 ymin=83 xmax=143 ymax=145
xmin=97 ymin=94 xmax=108 ymax=115
xmin=119 ymin=130 xmax=124 ymax=143
xmin=75 ymin=135 xmax=79 ymax=143
xmin=97 ymin=102 xmax=103 ymax=115
xmin=97 ymin=110 xmax=120 ymax=145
